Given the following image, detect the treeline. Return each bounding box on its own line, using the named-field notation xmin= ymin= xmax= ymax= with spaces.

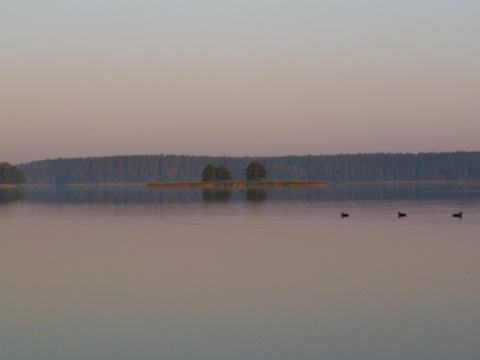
xmin=0 ymin=162 xmax=26 ymax=184
xmin=17 ymin=152 xmax=480 ymax=185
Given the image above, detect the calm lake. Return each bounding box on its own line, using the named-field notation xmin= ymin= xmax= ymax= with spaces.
xmin=1 ymin=184 xmax=480 ymax=360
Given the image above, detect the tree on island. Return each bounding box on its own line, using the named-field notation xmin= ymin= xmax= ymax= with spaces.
xmin=202 ymin=164 xmax=217 ymax=181
xmin=201 ymin=164 xmax=232 ymax=182
xmin=0 ymin=162 xmax=26 ymax=184
xmin=245 ymin=160 xmax=267 ymax=181
xmin=216 ymin=165 xmax=232 ymax=181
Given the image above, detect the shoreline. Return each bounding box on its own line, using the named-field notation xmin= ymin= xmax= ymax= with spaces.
xmin=146 ymin=181 xmax=326 ymax=189
xmin=13 ymin=180 xmax=478 ymax=187
xmin=0 ymin=184 xmax=21 ymax=189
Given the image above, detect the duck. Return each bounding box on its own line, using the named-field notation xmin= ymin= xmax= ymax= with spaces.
xmin=341 ymin=212 xmax=349 ymax=218
xmin=452 ymin=212 xmax=463 ymax=218
xmin=398 ymin=212 xmax=407 ymax=218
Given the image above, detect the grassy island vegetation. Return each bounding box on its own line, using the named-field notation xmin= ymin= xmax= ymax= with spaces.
xmin=147 ymin=161 xmax=325 ymax=188
xmin=146 ymin=180 xmax=325 ymax=189
xmin=0 ymin=184 xmax=21 ymax=189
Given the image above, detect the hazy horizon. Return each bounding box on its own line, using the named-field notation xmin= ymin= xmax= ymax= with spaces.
xmin=2 ymin=1 xmax=479 ymax=164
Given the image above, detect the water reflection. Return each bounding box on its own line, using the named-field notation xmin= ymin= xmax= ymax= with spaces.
xmin=245 ymin=189 xmax=267 ymax=203
xmin=2 ymin=185 xmax=480 ymax=360
xmin=0 ymin=188 xmax=25 ymax=204
xmin=15 ymin=184 xmax=480 ymax=209
xmin=202 ymin=189 xmax=233 ymax=203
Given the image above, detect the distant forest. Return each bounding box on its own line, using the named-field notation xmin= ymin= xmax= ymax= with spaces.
xmin=17 ymin=152 xmax=480 ymax=185
xmin=0 ymin=162 xmax=26 ymax=184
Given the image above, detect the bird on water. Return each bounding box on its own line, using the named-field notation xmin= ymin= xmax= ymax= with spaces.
xmin=452 ymin=212 xmax=463 ymax=218
xmin=398 ymin=212 xmax=407 ymax=218
xmin=341 ymin=212 xmax=349 ymax=218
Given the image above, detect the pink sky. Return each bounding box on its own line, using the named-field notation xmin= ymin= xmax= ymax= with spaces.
xmin=2 ymin=1 xmax=479 ymax=164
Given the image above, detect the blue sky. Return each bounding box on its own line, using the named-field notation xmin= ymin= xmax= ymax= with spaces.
xmin=2 ymin=1 xmax=479 ymax=164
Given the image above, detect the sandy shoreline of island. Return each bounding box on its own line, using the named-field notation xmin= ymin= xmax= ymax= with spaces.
xmin=146 ymin=181 xmax=325 ymax=189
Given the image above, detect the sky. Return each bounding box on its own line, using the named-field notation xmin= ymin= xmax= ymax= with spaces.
xmin=2 ymin=1 xmax=479 ymax=164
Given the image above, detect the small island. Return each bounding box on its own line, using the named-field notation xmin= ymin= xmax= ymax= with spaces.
xmin=146 ymin=160 xmax=325 ymax=188
xmin=146 ymin=180 xmax=325 ymax=189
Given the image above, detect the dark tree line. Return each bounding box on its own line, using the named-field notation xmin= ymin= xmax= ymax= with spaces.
xmin=202 ymin=161 xmax=267 ymax=181
xmin=244 ymin=160 xmax=268 ymax=180
xmin=16 ymin=152 xmax=480 ymax=185
xmin=0 ymin=162 xmax=26 ymax=184
xmin=201 ymin=164 xmax=232 ymax=181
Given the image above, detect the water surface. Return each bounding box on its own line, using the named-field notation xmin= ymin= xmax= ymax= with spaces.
xmin=1 ymin=184 xmax=480 ymax=360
